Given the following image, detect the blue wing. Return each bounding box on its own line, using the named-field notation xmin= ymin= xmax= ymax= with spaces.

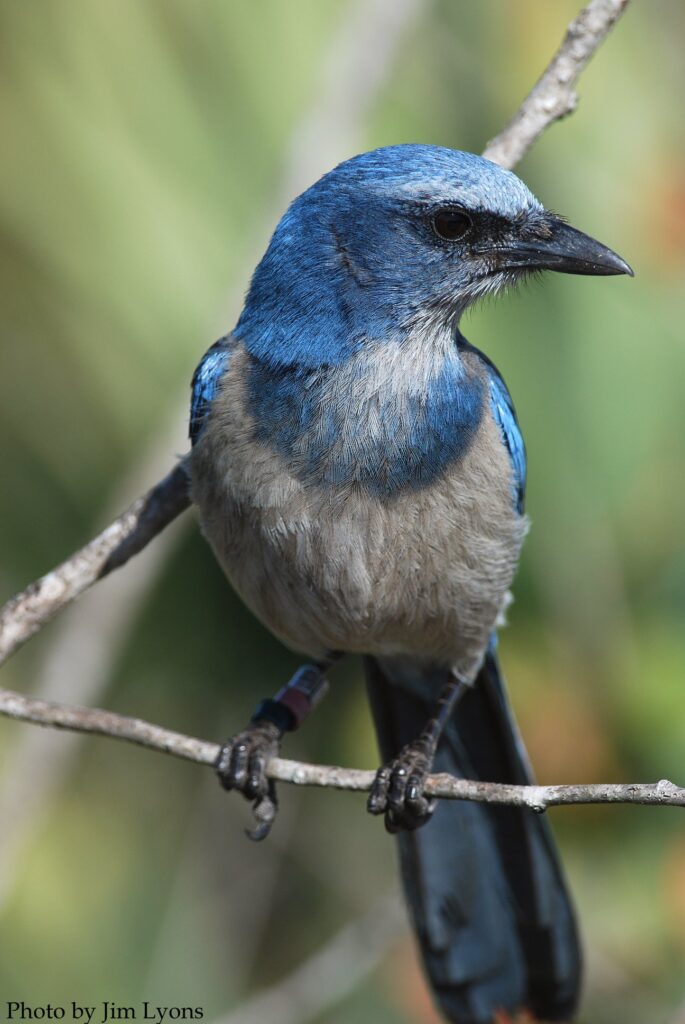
xmin=189 ymin=337 xmax=232 ymax=446
xmin=487 ymin=370 xmax=527 ymax=515
xmin=456 ymin=335 xmax=526 ymax=514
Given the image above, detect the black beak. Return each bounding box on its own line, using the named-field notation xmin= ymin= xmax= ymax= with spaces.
xmin=498 ymin=215 xmax=633 ymax=277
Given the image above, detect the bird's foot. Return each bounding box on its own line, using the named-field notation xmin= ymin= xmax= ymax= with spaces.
xmin=216 ymin=720 xmax=282 ymax=842
xmin=215 ymin=662 xmax=333 ymax=841
xmin=367 ymin=737 xmax=436 ymax=833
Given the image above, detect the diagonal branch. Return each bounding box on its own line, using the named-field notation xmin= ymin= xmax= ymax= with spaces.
xmin=0 ymin=684 xmax=682 ymax=813
xmin=0 ymin=0 xmax=630 ymax=672
xmin=482 ymin=0 xmax=630 ymax=169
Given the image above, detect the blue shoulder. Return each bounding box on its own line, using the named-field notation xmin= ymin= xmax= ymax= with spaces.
xmin=458 ymin=336 xmax=526 ymax=512
xmin=189 ymin=336 xmax=232 ymax=446
xmin=486 ymin=367 xmax=526 ymax=515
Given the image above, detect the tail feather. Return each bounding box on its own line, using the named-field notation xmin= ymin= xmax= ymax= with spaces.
xmin=365 ymin=650 xmax=581 ymax=1024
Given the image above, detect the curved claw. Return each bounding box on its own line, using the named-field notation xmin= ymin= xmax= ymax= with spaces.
xmin=246 ymin=783 xmax=278 ymax=842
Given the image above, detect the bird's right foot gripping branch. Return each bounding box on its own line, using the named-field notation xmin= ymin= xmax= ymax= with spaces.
xmin=216 ymin=661 xmax=330 ymax=840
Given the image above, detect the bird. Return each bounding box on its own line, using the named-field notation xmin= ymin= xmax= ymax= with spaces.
xmin=187 ymin=144 xmax=632 ymax=1024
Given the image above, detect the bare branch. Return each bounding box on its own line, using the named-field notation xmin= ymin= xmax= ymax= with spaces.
xmin=268 ymin=763 xmax=685 ymax=814
xmin=482 ymin=0 xmax=629 ymax=169
xmin=0 ymin=684 xmax=682 ymax=812
xmin=0 ymin=462 xmax=190 ymax=667
xmin=0 ymin=685 xmax=215 ymax=764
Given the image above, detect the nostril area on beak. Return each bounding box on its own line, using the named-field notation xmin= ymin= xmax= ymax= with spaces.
xmin=518 ymin=215 xmax=555 ymax=242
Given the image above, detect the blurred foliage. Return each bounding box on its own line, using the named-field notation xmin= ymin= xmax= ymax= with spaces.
xmin=1 ymin=1 xmax=685 ymax=1022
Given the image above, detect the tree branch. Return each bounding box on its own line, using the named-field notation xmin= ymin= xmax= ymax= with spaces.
xmin=0 ymin=684 xmax=681 ymax=812
xmin=482 ymin=0 xmax=629 ymax=169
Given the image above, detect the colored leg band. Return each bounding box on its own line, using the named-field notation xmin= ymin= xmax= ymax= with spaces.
xmin=251 ymin=698 xmax=296 ymax=733
xmin=251 ymin=663 xmax=330 ymax=732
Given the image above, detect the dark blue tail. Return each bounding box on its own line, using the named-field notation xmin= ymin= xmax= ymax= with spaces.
xmin=365 ymin=650 xmax=581 ymax=1024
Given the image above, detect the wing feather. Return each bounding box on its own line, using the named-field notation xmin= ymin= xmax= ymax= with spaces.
xmin=189 ymin=337 xmax=232 ymax=446
xmin=488 ymin=371 xmax=527 ymax=515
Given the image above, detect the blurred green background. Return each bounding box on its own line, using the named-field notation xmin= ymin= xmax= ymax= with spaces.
xmin=1 ymin=2 xmax=684 ymax=1022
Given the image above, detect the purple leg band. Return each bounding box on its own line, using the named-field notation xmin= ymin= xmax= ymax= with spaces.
xmin=273 ymin=664 xmax=330 ymax=730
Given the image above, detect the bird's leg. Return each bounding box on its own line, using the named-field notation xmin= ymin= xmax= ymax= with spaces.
xmin=216 ymin=661 xmax=331 ymax=841
xmin=368 ymin=672 xmax=470 ymax=833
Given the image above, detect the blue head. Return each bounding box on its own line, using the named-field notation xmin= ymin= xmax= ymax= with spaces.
xmin=235 ymin=144 xmax=631 ymax=369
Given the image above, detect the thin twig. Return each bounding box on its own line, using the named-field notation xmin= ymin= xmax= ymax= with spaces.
xmin=483 ymin=0 xmax=629 ymax=169
xmin=0 ymin=0 xmax=631 ymax=672
xmin=0 ymin=685 xmax=681 ymax=812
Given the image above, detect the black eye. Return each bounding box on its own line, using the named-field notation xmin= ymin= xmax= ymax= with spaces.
xmin=432 ymin=208 xmax=472 ymax=241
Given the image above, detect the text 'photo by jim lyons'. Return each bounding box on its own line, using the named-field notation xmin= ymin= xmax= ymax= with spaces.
xmin=1 ymin=1007 xmax=204 ymax=1024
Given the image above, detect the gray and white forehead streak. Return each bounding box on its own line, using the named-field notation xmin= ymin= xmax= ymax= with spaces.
xmin=368 ymin=176 xmax=542 ymax=220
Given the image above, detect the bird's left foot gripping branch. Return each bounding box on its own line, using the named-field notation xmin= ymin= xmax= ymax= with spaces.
xmin=187 ymin=145 xmax=632 ymax=1024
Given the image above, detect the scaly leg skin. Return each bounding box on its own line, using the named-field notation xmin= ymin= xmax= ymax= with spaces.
xmin=216 ymin=662 xmax=331 ymax=841
xmin=368 ymin=672 xmax=470 ymax=833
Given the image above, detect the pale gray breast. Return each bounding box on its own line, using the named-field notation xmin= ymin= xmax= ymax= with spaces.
xmin=190 ymin=343 xmax=527 ymax=676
